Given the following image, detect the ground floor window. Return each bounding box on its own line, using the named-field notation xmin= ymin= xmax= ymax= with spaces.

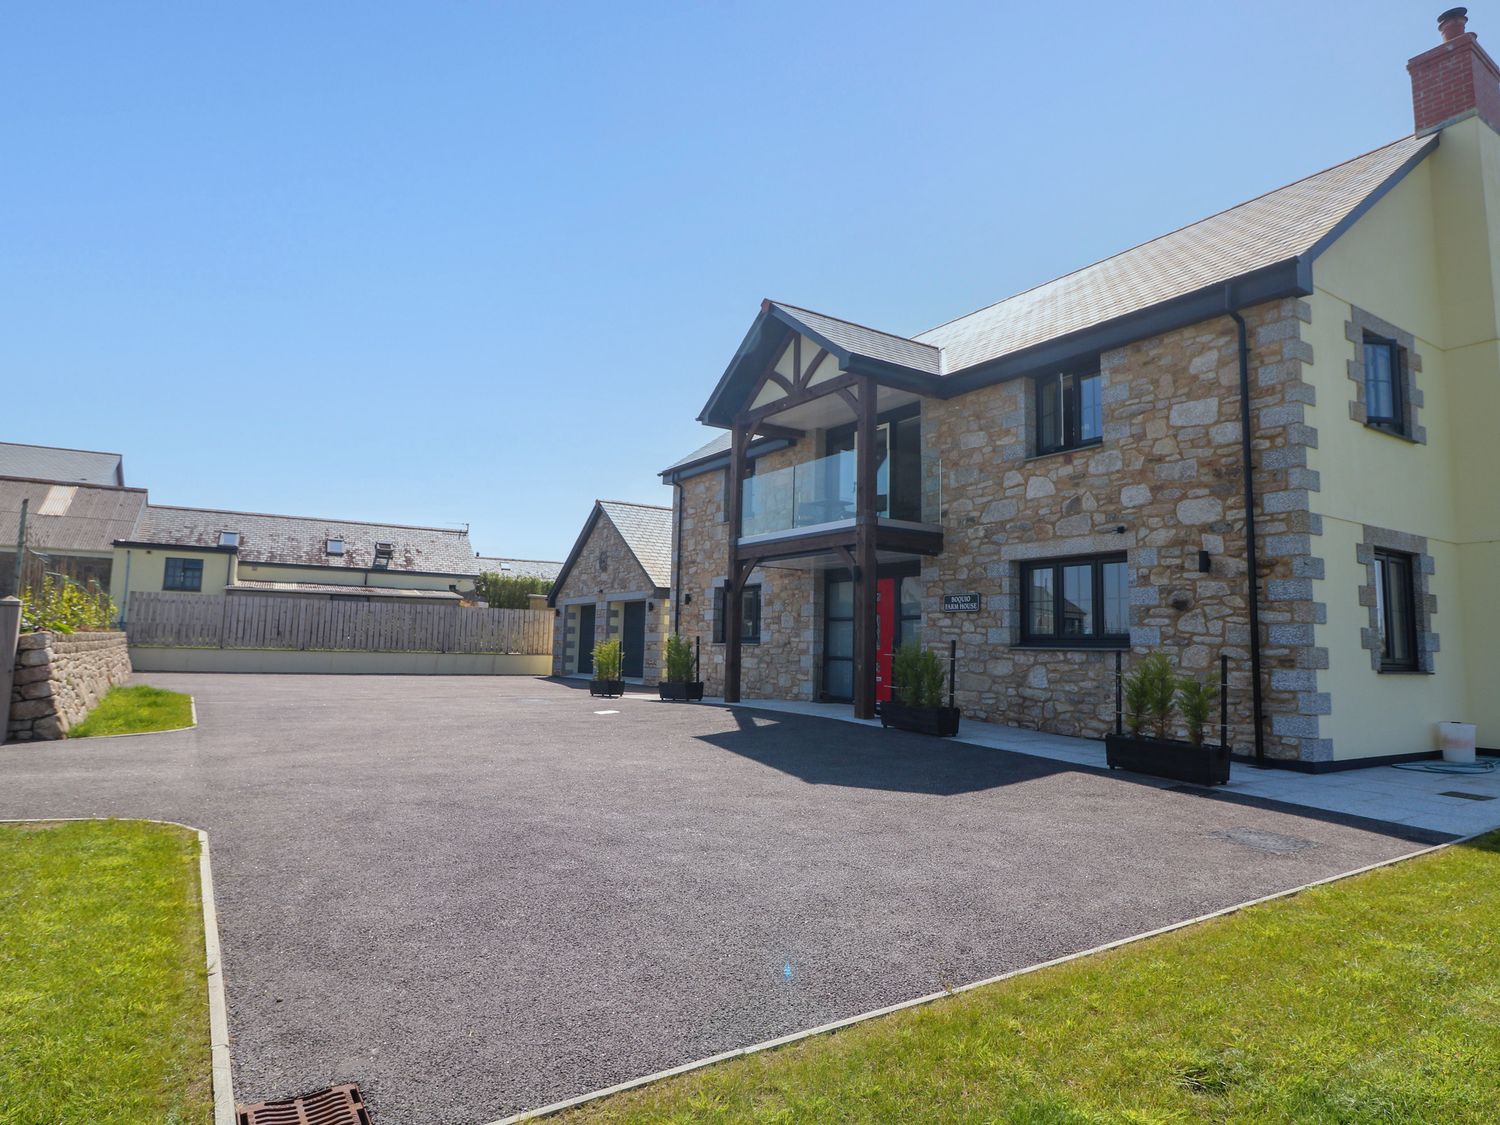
xmin=713 ymin=585 xmax=761 ymax=644
xmin=1019 ymin=554 xmax=1128 ymax=646
xmin=1373 ymin=549 xmax=1418 ymax=671
xmin=163 ymin=557 xmax=204 ymax=592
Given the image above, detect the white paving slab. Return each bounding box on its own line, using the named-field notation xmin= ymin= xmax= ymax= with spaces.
xmin=714 ymin=697 xmax=1500 ymax=838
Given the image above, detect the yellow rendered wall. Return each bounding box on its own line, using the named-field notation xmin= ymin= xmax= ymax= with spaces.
xmin=111 ymin=547 xmax=236 ymax=616
xmin=1306 ymin=116 xmax=1500 ymax=753
xmin=236 ymin=561 xmax=473 ymax=592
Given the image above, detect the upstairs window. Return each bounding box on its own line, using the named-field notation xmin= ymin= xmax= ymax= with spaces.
xmin=713 ymin=584 xmax=762 ymax=644
xmin=163 ymin=557 xmax=204 ymax=592
xmin=326 ymin=537 xmax=344 ymax=556
xmin=1374 ymin=549 xmax=1418 ymax=671
xmin=217 ymin=530 xmax=240 ymax=547
xmin=1363 ymin=335 xmax=1407 ymax=435
xmin=1019 ymin=554 xmax=1129 ymax=647
xmin=1035 ymin=371 xmax=1103 ymax=455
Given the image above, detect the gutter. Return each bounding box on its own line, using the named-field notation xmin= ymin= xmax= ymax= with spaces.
xmin=1226 ymin=290 xmax=1268 ymax=764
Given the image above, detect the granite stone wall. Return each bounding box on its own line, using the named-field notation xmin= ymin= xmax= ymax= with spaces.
xmin=550 ymin=514 xmax=670 ymax=681
xmin=673 ymin=296 xmax=1331 ymax=760
xmin=8 ymin=630 xmax=132 ymax=741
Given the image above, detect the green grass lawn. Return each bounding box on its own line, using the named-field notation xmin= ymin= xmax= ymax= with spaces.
xmin=69 ymin=684 xmax=194 ymax=738
xmin=559 ymin=833 xmax=1500 ymax=1124
xmin=0 ymin=820 xmax=211 ymax=1124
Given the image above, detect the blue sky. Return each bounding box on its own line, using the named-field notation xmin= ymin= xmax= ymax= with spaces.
xmin=3 ymin=1 xmax=1434 ymax=559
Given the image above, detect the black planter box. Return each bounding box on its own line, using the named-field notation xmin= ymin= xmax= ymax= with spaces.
xmin=657 ymin=681 xmax=704 ymax=702
xmin=589 ymin=679 xmax=624 ymax=699
xmin=1105 ymin=733 xmax=1231 ymax=786
xmin=879 ymin=703 xmax=962 ymax=737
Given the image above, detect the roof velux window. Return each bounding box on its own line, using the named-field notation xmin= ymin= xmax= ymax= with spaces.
xmin=326 ymin=538 xmax=345 ymax=556
xmin=218 ymin=531 xmax=240 ymax=547
xmin=372 ymin=542 xmax=394 ymax=570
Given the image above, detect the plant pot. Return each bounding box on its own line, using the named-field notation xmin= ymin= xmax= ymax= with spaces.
xmin=589 ymin=679 xmax=624 ymax=698
xmin=658 ymin=681 xmax=704 ymax=702
xmin=879 ymin=702 xmax=961 ymax=737
xmin=1105 ymin=732 xmax=1230 ymax=786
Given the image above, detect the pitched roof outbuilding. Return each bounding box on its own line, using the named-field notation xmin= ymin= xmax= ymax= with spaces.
xmin=547 ymin=499 xmax=674 ymax=606
xmin=0 ymin=479 xmax=147 ymax=554
xmin=475 ymin=556 xmax=563 ymax=581
xmin=127 ymin=505 xmax=480 ymax=575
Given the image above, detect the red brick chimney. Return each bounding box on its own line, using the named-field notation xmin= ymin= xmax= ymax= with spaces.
xmin=1408 ymin=7 xmax=1500 ymax=134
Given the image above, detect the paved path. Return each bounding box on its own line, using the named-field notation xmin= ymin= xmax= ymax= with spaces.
xmin=735 ymin=697 xmax=1500 ymax=836
xmin=0 ymin=675 xmax=1442 ymax=1124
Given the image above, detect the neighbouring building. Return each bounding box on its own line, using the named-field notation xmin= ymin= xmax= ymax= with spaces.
xmin=112 ymin=504 xmax=483 ymax=621
xmin=547 ymin=500 xmax=671 ymax=682
xmin=0 ymin=441 xmax=125 ymax=487
xmin=476 ymin=556 xmax=564 ymax=582
xmin=0 ymin=477 xmax=148 ymax=594
xmin=662 ymin=9 xmax=1500 ymax=769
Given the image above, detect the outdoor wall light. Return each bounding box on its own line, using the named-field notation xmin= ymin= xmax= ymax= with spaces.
xmin=683 ymin=592 xmax=693 ymax=605
xmin=1198 ymin=550 xmax=1213 ymax=573
xmin=647 ymin=601 xmax=655 ymax=612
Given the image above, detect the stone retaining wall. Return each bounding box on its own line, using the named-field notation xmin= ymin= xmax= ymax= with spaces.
xmin=8 ymin=630 xmax=132 ymax=741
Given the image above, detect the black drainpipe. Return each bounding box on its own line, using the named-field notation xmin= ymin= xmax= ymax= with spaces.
xmin=671 ymin=476 xmax=684 ymax=635
xmin=1226 ymin=289 xmax=1267 ymax=764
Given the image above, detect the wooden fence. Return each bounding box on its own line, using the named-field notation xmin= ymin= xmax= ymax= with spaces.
xmin=125 ymin=592 xmax=553 ymax=655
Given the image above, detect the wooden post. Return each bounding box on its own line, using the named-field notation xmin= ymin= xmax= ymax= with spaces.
xmin=723 ymin=422 xmax=749 ymax=703
xmin=852 ymin=377 xmax=879 ymax=720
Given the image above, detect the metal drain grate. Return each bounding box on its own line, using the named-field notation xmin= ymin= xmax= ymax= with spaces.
xmin=1209 ymin=826 xmax=1318 ymax=854
xmin=1439 ymin=790 xmax=1496 ymax=801
xmin=238 ymin=1083 xmax=371 ymax=1125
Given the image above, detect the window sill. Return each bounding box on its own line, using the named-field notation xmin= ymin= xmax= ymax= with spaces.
xmin=1024 ymin=440 xmax=1103 ymax=466
xmin=1363 ymin=422 xmax=1419 ymax=444
xmin=1377 ymin=666 xmax=1432 ymax=675
xmin=711 ymin=640 xmax=761 ymax=647
xmin=1013 ymin=641 xmax=1129 ymax=652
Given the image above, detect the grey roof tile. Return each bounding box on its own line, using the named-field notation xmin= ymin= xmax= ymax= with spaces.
xmin=131 ymin=505 xmax=480 ymax=575
xmin=599 ymin=500 xmax=673 ymax=589
xmin=771 ymin=303 xmax=943 ymax=375
xmin=475 ymin=556 xmax=563 ymax=581
xmin=0 ymin=442 xmax=123 ymax=485
xmin=915 ymin=134 xmax=1434 ymax=372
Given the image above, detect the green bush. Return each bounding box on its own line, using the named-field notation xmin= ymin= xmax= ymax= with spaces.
xmin=20 ymin=577 xmax=116 ymax=635
xmin=1123 ymin=653 xmax=1176 ymax=738
xmin=664 ymin=633 xmax=694 ymax=683
xmin=592 ymin=637 xmax=622 ymax=681
xmin=474 ymin=573 xmax=551 ymax=609
xmin=891 ymin=642 xmax=946 ymax=708
xmin=1176 ymin=675 xmax=1218 ymax=747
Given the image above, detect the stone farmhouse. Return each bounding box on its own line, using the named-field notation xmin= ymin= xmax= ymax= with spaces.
xmin=659 ymin=9 xmax=1500 ymax=769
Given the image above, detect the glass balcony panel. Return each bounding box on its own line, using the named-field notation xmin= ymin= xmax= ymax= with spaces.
xmin=739 ymin=447 xmax=943 ymax=537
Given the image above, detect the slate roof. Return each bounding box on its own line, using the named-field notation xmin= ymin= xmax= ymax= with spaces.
xmin=0 ymin=442 xmax=124 ymax=486
xmin=599 ymin=500 xmax=673 ymax=589
xmin=475 ymin=556 xmax=563 ymax=581
xmin=0 ymin=479 xmax=147 ymax=553
xmin=128 ymin=505 xmax=481 ymax=575
xmin=700 ymin=133 xmax=1437 ymax=426
xmin=914 ymin=134 xmax=1436 ymax=372
xmin=226 ymin=581 xmax=462 ymax=601
xmin=770 ymin=302 xmax=943 ymax=374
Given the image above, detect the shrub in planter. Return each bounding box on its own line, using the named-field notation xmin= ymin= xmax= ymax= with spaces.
xmin=1106 ymin=655 xmax=1228 ymax=785
xmin=658 ymin=633 xmax=703 ymax=701
xmin=879 ymin=643 xmax=960 ymax=737
xmin=590 ymin=638 xmax=624 ymax=698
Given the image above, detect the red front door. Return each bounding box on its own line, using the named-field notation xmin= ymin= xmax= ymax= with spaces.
xmin=875 ymin=577 xmax=897 ymax=703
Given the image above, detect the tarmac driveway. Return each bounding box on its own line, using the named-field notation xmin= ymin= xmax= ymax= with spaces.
xmin=0 ymin=674 xmax=1438 ymax=1123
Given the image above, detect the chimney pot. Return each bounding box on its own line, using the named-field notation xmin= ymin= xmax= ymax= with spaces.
xmin=1439 ymin=6 xmax=1470 ymax=41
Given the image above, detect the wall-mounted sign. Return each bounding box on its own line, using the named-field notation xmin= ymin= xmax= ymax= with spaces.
xmin=943 ymin=593 xmax=982 ymax=613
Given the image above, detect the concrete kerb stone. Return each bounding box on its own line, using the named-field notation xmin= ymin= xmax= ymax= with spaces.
xmin=0 ymin=816 xmax=234 ymax=1125
xmin=484 ymin=830 xmax=1475 ymax=1125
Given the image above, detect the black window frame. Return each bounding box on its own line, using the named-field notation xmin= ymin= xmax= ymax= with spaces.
xmin=713 ymin=583 xmax=761 ymax=644
xmin=1034 ymin=370 xmax=1104 ymax=456
xmin=162 ymin=557 xmax=204 ymax=592
xmin=1362 ymin=334 xmax=1408 ymax=436
xmin=1373 ymin=548 xmax=1419 ymax=671
xmin=1018 ymin=553 xmax=1129 ymax=648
